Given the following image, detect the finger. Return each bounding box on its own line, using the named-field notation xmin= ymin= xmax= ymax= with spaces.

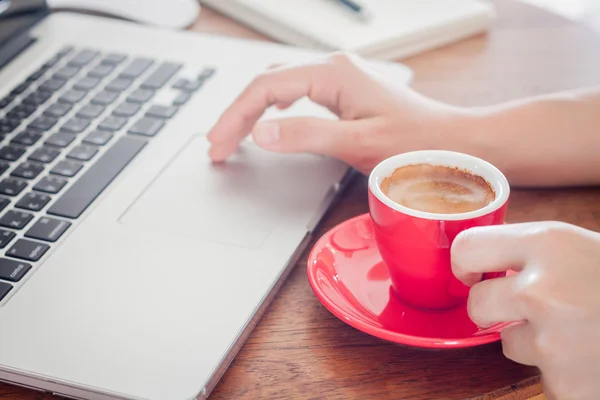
xmin=251 ymin=118 xmax=361 ymax=159
xmin=451 ymin=224 xmax=530 ymax=287
xmin=208 ymin=141 xmax=241 ymax=164
xmin=207 ymin=63 xmax=341 ymax=161
xmin=275 ymin=101 xmax=294 ymax=110
xmin=500 ymin=322 xmax=538 ymax=366
xmin=468 ymin=274 xmax=525 ymax=327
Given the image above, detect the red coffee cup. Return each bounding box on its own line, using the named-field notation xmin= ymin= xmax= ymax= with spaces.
xmin=368 ymin=150 xmax=510 ymax=310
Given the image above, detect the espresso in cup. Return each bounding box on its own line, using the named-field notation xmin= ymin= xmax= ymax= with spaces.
xmin=380 ymin=164 xmax=496 ymax=214
xmin=368 ymin=151 xmax=510 ymax=310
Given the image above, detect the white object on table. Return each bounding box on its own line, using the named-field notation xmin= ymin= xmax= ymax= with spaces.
xmin=47 ymin=0 xmax=201 ymax=29
xmin=200 ymin=0 xmax=496 ymax=60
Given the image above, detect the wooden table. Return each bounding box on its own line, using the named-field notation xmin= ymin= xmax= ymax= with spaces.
xmin=193 ymin=2 xmax=600 ymax=400
xmin=2 ymin=1 xmax=599 ymax=399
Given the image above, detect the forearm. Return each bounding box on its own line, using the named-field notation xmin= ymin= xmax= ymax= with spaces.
xmin=446 ymin=87 xmax=600 ymax=187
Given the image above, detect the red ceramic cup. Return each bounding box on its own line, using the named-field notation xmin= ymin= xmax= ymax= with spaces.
xmin=368 ymin=150 xmax=510 ymax=310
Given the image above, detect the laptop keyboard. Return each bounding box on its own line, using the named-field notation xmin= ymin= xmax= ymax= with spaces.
xmin=0 ymin=46 xmax=215 ymax=303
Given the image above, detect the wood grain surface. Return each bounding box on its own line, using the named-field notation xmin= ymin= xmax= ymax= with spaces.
xmin=2 ymin=1 xmax=599 ymax=399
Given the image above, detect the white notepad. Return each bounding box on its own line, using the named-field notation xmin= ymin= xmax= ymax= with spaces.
xmin=201 ymin=0 xmax=496 ymax=60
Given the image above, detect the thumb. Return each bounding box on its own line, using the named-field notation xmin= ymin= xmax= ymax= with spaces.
xmin=251 ymin=118 xmax=358 ymax=158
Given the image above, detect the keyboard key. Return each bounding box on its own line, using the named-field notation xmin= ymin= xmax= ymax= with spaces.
xmin=0 ymin=125 xmax=17 ymax=139
xmin=0 ymin=282 xmax=12 ymax=301
xmin=26 ymin=68 xmax=46 ymax=82
xmin=198 ymin=67 xmax=216 ymax=79
xmin=127 ymin=89 xmax=154 ymax=104
xmin=98 ymin=116 xmax=127 ymax=131
xmin=0 ymin=95 xmax=15 ymax=109
xmin=25 ymin=217 xmax=70 ymax=242
xmin=0 ymin=162 xmax=8 ymax=176
xmin=83 ymin=130 xmax=113 ymax=146
xmin=6 ymin=109 xmax=31 ymax=122
xmin=173 ymin=79 xmax=201 ymax=92
xmin=45 ymin=133 xmax=76 ymax=148
xmin=0 ymin=232 xmax=16 ymax=250
xmin=0 ymin=146 xmax=26 ymax=162
xmin=113 ymin=102 xmax=140 ymax=117
xmin=23 ymin=90 xmax=52 ymax=106
xmin=146 ymin=105 xmax=177 ymax=119
xmin=0 ymin=118 xmax=19 ymax=134
xmin=57 ymin=46 xmax=74 ymax=57
xmin=11 ymin=81 xmax=30 ymax=95
xmin=101 ymin=53 xmax=127 ymax=65
xmin=11 ymin=162 xmax=44 ymax=180
xmin=7 ymin=104 xmax=36 ymax=120
xmin=48 ymin=136 xmax=147 ymax=219
xmin=23 ymin=126 xmax=43 ymax=135
xmin=74 ymin=77 xmax=100 ymax=91
xmin=0 ymin=197 xmax=10 ymax=212
xmin=59 ymin=89 xmax=86 ymax=104
xmin=33 ymin=176 xmax=67 ymax=194
xmin=39 ymin=78 xmax=66 ymax=92
xmin=11 ymin=130 xmax=42 ymax=146
xmin=0 ymin=258 xmax=31 ymax=281
xmin=68 ymin=49 xmax=99 ymax=66
xmin=185 ymin=80 xmax=203 ymax=92
xmin=60 ymin=117 xmax=90 ymax=134
xmin=53 ymin=65 xmax=80 ymax=80
xmin=141 ymin=62 xmax=182 ymax=89
xmin=0 ymin=178 xmax=27 ymax=196
xmin=40 ymin=58 xmax=55 ymax=69
xmin=76 ymin=104 xmax=104 ymax=119
xmin=2 ymin=117 xmax=20 ymax=128
xmin=44 ymin=102 xmax=72 ymax=118
xmin=29 ymin=147 xmax=60 ymax=164
xmin=47 ymin=51 xmax=65 ymax=63
xmin=29 ymin=115 xmax=58 ymax=131
xmin=91 ymin=91 xmax=118 ymax=105
xmin=105 ymin=77 xmax=132 ymax=92
xmin=15 ymin=192 xmax=51 ymax=211
xmin=50 ymin=160 xmax=83 ymax=177
xmin=172 ymin=79 xmax=187 ymax=89
xmin=38 ymin=61 xmax=53 ymax=70
xmin=120 ymin=58 xmax=154 ymax=78
xmin=67 ymin=145 xmax=98 ymax=161
xmin=42 ymin=55 xmax=62 ymax=69
xmin=88 ymin=64 xmax=114 ymax=78
xmin=6 ymin=239 xmax=49 ymax=261
xmin=128 ymin=117 xmax=164 ymax=137
xmin=45 ymin=58 xmax=62 ymax=69
xmin=0 ymin=121 xmax=20 ymax=134
xmin=0 ymin=210 xmax=33 ymax=229
xmin=172 ymin=92 xmax=190 ymax=106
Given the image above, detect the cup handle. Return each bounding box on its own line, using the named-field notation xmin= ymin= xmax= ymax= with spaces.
xmin=483 ymin=271 xmax=507 ymax=280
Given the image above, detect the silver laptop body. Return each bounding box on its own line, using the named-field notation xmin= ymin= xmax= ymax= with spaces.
xmin=0 ymin=7 xmax=412 ymax=400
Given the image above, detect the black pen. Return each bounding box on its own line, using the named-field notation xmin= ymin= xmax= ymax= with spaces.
xmin=329 ymin=0 xmax=372 ymax=22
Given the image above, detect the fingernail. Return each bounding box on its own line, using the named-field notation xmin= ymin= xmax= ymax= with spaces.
xmin=254 ymin=122 xmax=279 ymax=145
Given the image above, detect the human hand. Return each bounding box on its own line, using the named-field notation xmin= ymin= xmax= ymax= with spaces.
xmin=207 ymin=52 xmax=469 ymax=174
xmin=452 ymin=221 xmax=600 ymax=400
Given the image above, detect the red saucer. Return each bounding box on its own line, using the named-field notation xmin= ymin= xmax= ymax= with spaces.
xmin=307 ymin=213 xmax=505 ymax=349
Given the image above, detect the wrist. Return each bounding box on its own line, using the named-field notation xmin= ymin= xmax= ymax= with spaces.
xmin=425 ymin=105 xmax=490 ymax=157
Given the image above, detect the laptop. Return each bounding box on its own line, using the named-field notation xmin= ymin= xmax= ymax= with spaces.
xmin=0 ymin=2 xmax=412 ymax=399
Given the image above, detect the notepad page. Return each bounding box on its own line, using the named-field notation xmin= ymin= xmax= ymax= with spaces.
xmin=233 ymin=0 xmax=495 ymax=52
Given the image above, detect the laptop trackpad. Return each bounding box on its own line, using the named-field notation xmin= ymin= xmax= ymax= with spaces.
xmin=119 ymin=135 xmax=329 ymax=249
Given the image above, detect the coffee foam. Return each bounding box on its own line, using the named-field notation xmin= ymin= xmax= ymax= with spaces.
xmin=380 ymin=164 xmax=495 ymax=214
